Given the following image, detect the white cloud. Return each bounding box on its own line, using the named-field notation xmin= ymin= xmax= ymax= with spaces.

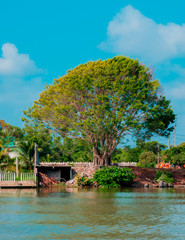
xmin=99 ymin=5 xmax=185 ymax=64
xmin=0 ymin=43 xmax=45 ymax=125
xmin=0 ymin=43 xmax=43 ymax=76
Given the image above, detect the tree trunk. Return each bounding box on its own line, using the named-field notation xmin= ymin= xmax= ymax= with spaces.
xmin=93 ymin=149 xmax=111 ymax=167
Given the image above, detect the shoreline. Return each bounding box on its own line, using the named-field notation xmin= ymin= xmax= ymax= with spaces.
xmin=1 ymin=166 xmax=185 ymax=189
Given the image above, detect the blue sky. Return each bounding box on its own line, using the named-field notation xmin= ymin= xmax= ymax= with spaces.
xmin=0 ymin=0 xmax=185 ymax=146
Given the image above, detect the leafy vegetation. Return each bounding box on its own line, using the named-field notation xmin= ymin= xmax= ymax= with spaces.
xmin=59 ymin=137 xmax=92 ymax=162
xmin=76 ymin=174 xmax=93 ymax=187
xmin=0 ymin=119 xmax=177 ymax=172
xmin=23 ymin=56 xmax=175 ymax=166
xmin=137 ymin=151 xmax=157 ymax=168
xmin=0 ymin=121 xmax=23 ymax=164
xmin=93 ymin=166 xmax=135 ymax=188
xmin=0 ymin=55 xmax=178 ymax=170
xmin=2 ymin=118 xmax=184 ymax=173
xmin=112 ymin=141 xmax=167 ymax=163
xmin=163 ymin=144 xmax=185 ymax=166
xmin=112 ymin=146 xmax=142 ymax=163
xmin=12 ymin=140 xmax=35 ymax=170
xmin=155 ymin=170 xmax=174 ymax=183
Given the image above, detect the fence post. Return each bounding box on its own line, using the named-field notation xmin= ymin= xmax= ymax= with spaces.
xmin=0 ymin=172 xmax=1 ymax=181
xmin=16 ymin=157 xmax=19 ymax=178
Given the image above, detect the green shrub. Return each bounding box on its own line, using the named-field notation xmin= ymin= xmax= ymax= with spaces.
xmin=15 ymin=176 xmax=21 ymax=181
xmin=76 ymin=175 xmax=93 ymax=187
xmin=171 ymin=153 xmax=185 ymax=166
xmin=93 ymin=166 xmax=135 ymax=188
xmin=155 ymin=170 xmax=163 ymax=180
xmin=155 ymin=170 xmax=174 ymax=183
xmin=138 ymin=151 xmax=157 ymax=168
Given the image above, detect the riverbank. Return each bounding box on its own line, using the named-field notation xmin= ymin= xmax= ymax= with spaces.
xmin=66 ymin=166 xmax=185 ymax=188
xmin=124 ymin=166 xmax=185 ymax=188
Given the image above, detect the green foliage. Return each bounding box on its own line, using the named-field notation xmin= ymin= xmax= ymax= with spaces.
xmin=24 ymin=56 xmax=175 ymax=166
xmin=137 ymin=140 xmax=167 ymax=155
xmin=155 ymin=170 xmax=173 ymax=180
xmin=111 ymin=148 xmax=127 ymax=163
xmin=3 ymin=124 xmax=24 ymax=142
xmin=157 ymin=173 xmax=173 ymax=184
xmin=171 ymin=153 xmax=185 ymax=166
xmin=155 ymin=170 xmax=163 ymax=180
xmin=155 ymin=170 xmax=174 ymax=183
xmin=112 ymin=146 xmax=142 ymax=163
xmin=163 ymin=143 xmax=185 ymax=165
xmin=0 ymin=122 xmax=24 ymax=149
xmin=138 ymin=151 xmax=157 ymax=168
xmin=112 ymin=141 xmax=167 ymax=163
xmin=12 ymin=140 xmax=35 ymax=170
xmin=15 ymin=176 xmax=21 ymax=181
xmin=76 ymin=174 xmax=93 ymax=187
xmin=93 ymin=166 xmax=135 ymax=188
xmin=22 ymin=122 xmax=92 ymax=163
xmin=0 ymin=121 xmax=24 ymax=164
xmin=61 ymin=137 xmax=92 ymax=162
xmin=23 ymin=123 xmax=55 ymax=162
xmin=0 ymin=119 xmax=93 ymax=166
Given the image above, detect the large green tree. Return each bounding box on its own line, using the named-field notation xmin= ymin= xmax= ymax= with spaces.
xmin=24 ymin=56 xmax=175 ymax=166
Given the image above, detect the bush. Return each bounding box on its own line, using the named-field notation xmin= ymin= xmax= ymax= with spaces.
xmin=138 ymin=151 xmax=157 ymax=168
xmin=155 ymin=170 xmax=174 ymax=183
xmin=163 ymin=144 xmax=185 ymax=164
xmin=76 ymin=174 xmax=93 ymax=187
xmin=93 ymin=166 xmax=135 ymax=188
xmin=171 ymin=153 xmax=185 ymax=166
xmin=112 ymin=147 xmax=142 ymax=163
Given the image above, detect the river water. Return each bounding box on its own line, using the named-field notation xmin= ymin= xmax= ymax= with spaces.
xmin=0 ymin=188 xmax=185 ymax=239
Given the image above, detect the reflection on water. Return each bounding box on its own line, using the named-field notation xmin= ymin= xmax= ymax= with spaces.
xmin=1 ymin=188 xmax=185 ymax=239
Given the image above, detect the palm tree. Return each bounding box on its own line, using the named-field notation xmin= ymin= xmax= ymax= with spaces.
xmin=13 ymin=140 xmax=35 ymax=170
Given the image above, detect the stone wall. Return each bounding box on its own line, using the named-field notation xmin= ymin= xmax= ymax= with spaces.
xmin=71 ymin=165 xmax=99 ymax=178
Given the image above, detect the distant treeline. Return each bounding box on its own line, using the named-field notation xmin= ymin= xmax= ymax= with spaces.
xmin=1 ymin=121 xmax=185 ymax=170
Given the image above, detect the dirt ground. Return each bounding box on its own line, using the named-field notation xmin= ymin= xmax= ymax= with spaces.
xmin=129 ymin=166 xmax=185 ymax=186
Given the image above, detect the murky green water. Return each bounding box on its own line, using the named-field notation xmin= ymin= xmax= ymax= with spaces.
xmin=1 ymin=188 xmax=185 ymax=239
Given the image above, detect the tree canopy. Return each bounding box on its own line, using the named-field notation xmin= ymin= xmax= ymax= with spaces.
xmin=164 ymin=143 xmax=185 ymax=166
xmin=0 ymin=121 xmax=24 ymax=164
xmin=24 ymin=56 xmax=175 ymax=166
xmin=112 ymin=140 xmax=167 ymax=163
